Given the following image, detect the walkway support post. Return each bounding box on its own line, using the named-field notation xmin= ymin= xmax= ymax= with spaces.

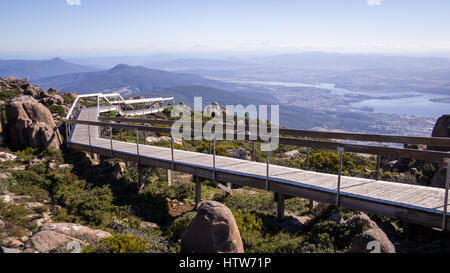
xmin=266 ymin=147 xmax=270 ymax=191
xmin=171 ymin=133 xmax=174 ymax=171
xmin=195 ymin=175 xmax=201 ymax=210
xmin=213 ymin=137 xmax=216 ymax=181
xmin=136 ymin=128 xmax=140 ymax=165
xmin=109 ymin=126 xmax=114 ymax=158
xmin=277 ymin=193 xmax=285 ymax=221
xmin=442 ymin=158 xmax=450 ymax=231
xmin=336 ymin=147 xmax=344 ymax=208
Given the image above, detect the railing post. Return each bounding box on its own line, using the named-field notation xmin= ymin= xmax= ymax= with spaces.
xmin=306 ymin=147 xmax=310 ymax=171
xmin=336 ymin=147 xmax=344 ymax=208
xmin=213 ymin=137 xmax=216 ymax=181
xmin=442 ymin=159 xmax=450 ymax=231
xmin=109 ymin=126 xmax=114 ymax=158
xmin=376 ymin=154 xmax=381 ymax=180
xmin=171 ymin=133 xmax=174 ymax=171
xmin=88 ymin=124 xmax=92 ymax=154
xmin=120 ymin=128 xmax=122 ymax=141
xmin=136 ymin=128 xmax=140 ymax=164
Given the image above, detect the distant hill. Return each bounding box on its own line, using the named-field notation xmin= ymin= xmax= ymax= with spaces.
xmin=0 ymin=57 xmax=97 ymax=80
xmin=145 ymin=58 xmax=251 ymax=71
xmin=250 ymin=52 xmax=450 ymax=72
xmin=32 ymin=64 xmax=232 ymax=93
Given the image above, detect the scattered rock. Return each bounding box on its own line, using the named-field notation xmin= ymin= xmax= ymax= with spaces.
xmin=0 ymin=194 xmax=14 ymax=205
xmin=351 ymin=227 xmax=396 ymax=253
xmin=40 ymin=222 xmax=112 ymax=243
xmin=8 ymin=239 xmax=24 ymax=248
xmin=31 ymin=230 xmax=86 ymax=253
xmin=58 ymin=164 xmax=73 ymax=169
xmin=1 ymin=247 xmax=22 ymax=253
xmin=28 ymin=157 xmax=45 ymax=168
xmin=24 ymin=202 xmax=45 ymax=209
xmin=46 ymin=160 xmax=58 ymax=171
xmin=0 ymin=152 xmax=17 ymax=162
xmin=145 ymin=136 xmax=182 ymax=145
xmin=20 ymin=236 xmax=29 ymax=243
xmin=0 ymin=172 xmax=11 ymax=179
xmin=273 ymin=215 xmax=312 ymax=233
xmin=6 ymin=96 xmax=61 ymax=150
xmin=283 ymin=150 xmax=300 ymax=157
xmin=139 ymin=221 xmax=160 ymax=229
xmin=112 ymin=162 xmax=126 ymax=179
xmin=329 ymin=213 xmax=345 ymax=224
xmin=227 ymin=148 xmax=251 ymax=160
xmin=180 ymin=201 xmax=244 ymax=253
xmin=0 ymin=219 xmax=5 ymax=229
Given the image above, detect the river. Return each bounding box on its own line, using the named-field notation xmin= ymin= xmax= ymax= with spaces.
xmin=228 ymin=80 xmax=450 ymax=118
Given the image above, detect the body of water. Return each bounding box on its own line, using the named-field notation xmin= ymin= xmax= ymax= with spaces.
xmin=230 ymin=80 xmax=450 ymax=118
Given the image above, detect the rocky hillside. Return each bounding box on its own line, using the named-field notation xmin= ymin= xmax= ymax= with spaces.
xmin=0 ymin=75 xmax=450 ymax=253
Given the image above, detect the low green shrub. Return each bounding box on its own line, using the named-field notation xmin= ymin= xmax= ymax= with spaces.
xmin=83 ymin=234 xmax=148 ymax=253
xmin=165 ymin=211 xmax=197 ymax=242
xmin=231 ymin=209 xmax=274 ymax=235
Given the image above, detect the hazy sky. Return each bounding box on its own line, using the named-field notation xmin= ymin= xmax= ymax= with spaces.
xmin=1 ymin=0 xmax=450 ymax=58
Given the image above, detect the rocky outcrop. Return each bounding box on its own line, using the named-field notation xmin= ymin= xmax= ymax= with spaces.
xmin=180 ymin=201 xmax=244 ymax=253
xmin=6 ymin=95 xmax=61 ymax=150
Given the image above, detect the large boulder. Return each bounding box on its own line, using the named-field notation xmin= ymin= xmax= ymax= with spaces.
xmin=430 ymin=167 xmax=448 ymax=188
xmin=180 ymin=201 xmax=244 ymax=253
xmin=351 ymin=227 xmax=396 ymax=253
xmin=6 ymin=95 xmax=61 ymax=150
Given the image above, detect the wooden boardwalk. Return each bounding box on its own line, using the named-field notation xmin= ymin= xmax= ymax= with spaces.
xmin=68 ymin=106 xmax=450 ymax=230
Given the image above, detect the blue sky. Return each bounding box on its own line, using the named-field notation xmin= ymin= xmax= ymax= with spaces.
xmin=1 ymin=0 xmax=450 ymax=58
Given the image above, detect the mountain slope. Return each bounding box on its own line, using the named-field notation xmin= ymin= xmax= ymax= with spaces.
xmin=0 ymin=57 xmax=97 ymax=80
xmin=32 ymin=64 xmax=232 ymax=93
